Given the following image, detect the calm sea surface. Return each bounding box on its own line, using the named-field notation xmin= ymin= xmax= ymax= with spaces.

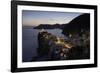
xmin=22 ymin=26 xmax=67 ymax=62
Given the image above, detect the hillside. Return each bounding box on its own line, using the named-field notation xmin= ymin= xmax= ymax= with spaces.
xmin=34 ymin=24 xmax=65 ymax=29
xmin=62 ymin=13 xmax=90 ymax=35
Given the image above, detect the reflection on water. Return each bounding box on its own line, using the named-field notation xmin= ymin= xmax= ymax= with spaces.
xmin=22 ymin=26 xmax=67 ymax=62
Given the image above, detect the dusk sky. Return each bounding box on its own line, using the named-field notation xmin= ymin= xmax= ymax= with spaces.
xmin=22 ymin=10 xmax=83 ymax=26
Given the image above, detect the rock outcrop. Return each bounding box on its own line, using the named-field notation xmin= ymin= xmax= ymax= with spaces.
xmin=36 ymin=30 xmax=73 ymax=60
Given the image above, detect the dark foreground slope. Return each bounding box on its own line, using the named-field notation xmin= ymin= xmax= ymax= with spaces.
xmin=62 ymin=13 xmax=90 ymax=35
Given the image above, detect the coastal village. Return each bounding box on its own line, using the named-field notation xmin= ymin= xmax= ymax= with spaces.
xmin=32 ymin=28 xmax=90 ymax=61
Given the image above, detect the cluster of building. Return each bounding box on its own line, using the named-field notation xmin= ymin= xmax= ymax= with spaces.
xmin=35 ymin=29 xmax=90 ymax=61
